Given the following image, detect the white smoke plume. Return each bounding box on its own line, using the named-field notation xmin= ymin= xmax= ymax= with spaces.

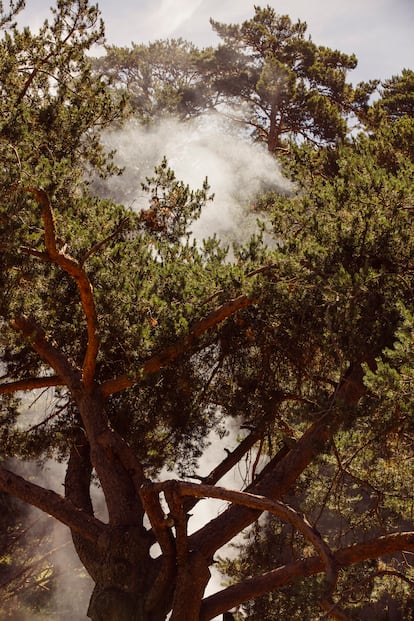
xmin=97 ymin=111 xmax=291 ymax=246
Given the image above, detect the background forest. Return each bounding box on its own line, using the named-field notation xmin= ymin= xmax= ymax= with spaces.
xmin=0 ymin=1 xmax=413 ymax=620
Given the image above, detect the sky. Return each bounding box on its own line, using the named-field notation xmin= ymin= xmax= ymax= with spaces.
xmin=19 ymin=0 xmax=413 ymax=84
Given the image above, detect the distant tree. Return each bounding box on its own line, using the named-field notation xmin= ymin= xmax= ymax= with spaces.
xmin=92 ymin=39 xmax=215 ymax=122
xmin=207 ymin=5 xmax=374 ymax=151
xmin=369 ymin=68 xmax=414 ymax=123
xmin=0 ymin=3 xmax=413 ymax=621
xmin=92 ymin=5 xmax=376 ymax=150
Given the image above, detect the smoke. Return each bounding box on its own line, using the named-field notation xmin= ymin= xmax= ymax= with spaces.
xmin=11 ymin=392 xmax=101 ymax=620
xmin=97 ymin=111 xmax=291 ymax=247
xmin=95 ymin=109 xmax=286 ymax=618
xmin=4 ymin=458 xmax=92 ymax=620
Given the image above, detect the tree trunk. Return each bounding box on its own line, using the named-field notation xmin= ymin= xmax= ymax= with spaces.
xmin=83 ymin=525 xmax=162 ymax=621
xmin=87 ymin=586 xmax=144 ymax=621
xmin=64 ymin=412 xmax=164 ymax=619
xmin=170 ymin=550 xmax=210 ymax=621
xmin=267 ymin=103 xmax=281 ymax=152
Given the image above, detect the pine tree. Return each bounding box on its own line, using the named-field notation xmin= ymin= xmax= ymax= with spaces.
xmin=1 ymin=3 xmax=413 ymax=620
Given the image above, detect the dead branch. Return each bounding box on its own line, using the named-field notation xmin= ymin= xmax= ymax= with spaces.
xmin=189 ymin=362 xmax=371 ymax=559
xmin=192 ymin=394 xmax=291 ymax=495
xmin=156 ymin=481 xmax=336 ymax=581
xmin=26 ymin=402 xmax=68 ymax=433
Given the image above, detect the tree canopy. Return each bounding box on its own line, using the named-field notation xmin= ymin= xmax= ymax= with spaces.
xmin=208 ymin=6 xmax=366 ymax=151
xmin=0 ymin=2 xmax=413 ymax=620
xmin=93 ymin=38 xmax=215 ymax=122
xmin=96 ymin=5 xmax=375 ymax=152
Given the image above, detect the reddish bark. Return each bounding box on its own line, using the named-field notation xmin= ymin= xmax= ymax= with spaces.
xmin=2 ymin=198 xmax=396 ymax=620
xmin=189 ymin=362 xmax=368 ymax=558
xmin=27 ymin=187 xmax=100 ymax=388
xmin=0 ymin=375 xmax=62 ymax=395
xmin=101 ymin=294 xmax=253 ymax=397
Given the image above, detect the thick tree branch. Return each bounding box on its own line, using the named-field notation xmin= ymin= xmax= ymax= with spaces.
xmin=140 ymin=483 xmax=176 ymax=614
xmin=164 ymin=483 xmax=208 ymax=621
xmin=27 ymin=187 xmax=99 ymax=388
xmin=65 ymin=433 xmax=94 ymax=514
xmin=0 ymin=466 xmax=106 ymax=544
xmin=189 ymin=411 xmax=335 ymax=557
xmin=10 ymin=316 xmax=79 ymax=389
xmin=0 ymin=375 xmax=62 ymax=395
xmin=190 ymin=362 xmax=370 ymax=558
xmin=153 ymin=480 xmax=337 ymax=591
xmin=170 ymin=549 xmax=211 ymax=621
xmin=199 ymin=531 xmax=414 ymax=620
xmin=95 ymin=428 xmax=146 ymax=498
xmin=101 ymin=294 xmax=254 ymax=397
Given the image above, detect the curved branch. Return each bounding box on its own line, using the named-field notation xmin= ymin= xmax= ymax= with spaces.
xmin=153 ymin=480 xmax=336 ymax=589
xmin=0 ymin=466 xmax=106 ymax=544
xmin=189 ymin=362 xmax=371 ymax=558
xmin=10 ymin=316 xmax=79 ymax=389
xmin=27 ymin=187 xmax=99 ymax=388
xmin=199 ymin=531 xmax=414 ymax=620
xmin=101 ymin=294 xmax=254 ymax=397
xmin=0 ymin=375 xmax=62 ymax=395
